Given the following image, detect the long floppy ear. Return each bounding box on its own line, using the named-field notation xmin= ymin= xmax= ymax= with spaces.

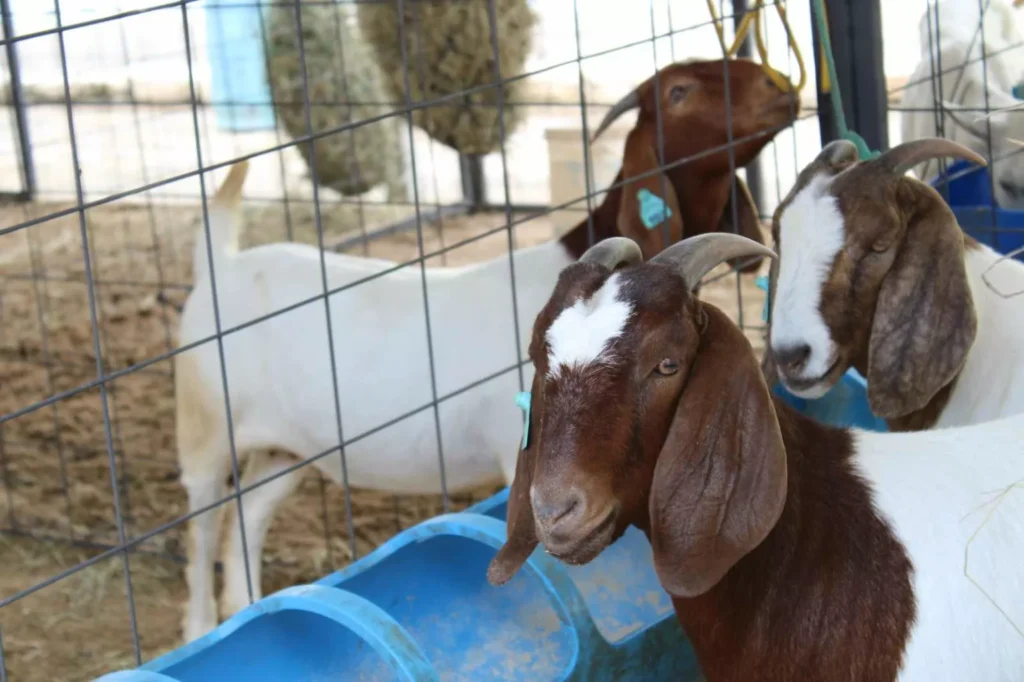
xmin=717 ymin=175 xmax=767 ymax=273
xmin=616 ymin=124 xmax=685 ymax=257
xmin=649 ymin=305 xmax=787 ymax=598
xmin=867 ymin=179 xmax=978 ymax=418
xmin=487 ymin=373 xmax=541 ymax=586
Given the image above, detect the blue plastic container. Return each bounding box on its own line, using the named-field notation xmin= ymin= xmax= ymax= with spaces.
xmin=94 ymin=370 xmax=882 ymax=682
xmin=203 ymin=0 xmax=276 ymax=131
xmin=94 ymin=497 xmax=699 ymax=681
xmin=931 ymin=160 xmax=1024 ymax=261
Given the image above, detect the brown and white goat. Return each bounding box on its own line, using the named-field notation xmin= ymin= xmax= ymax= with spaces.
xmin=176 ymin=56 xmax=798 ymax=643
xmin=488 ymin=235 xmax=1024 ymax=682
xmin=572 ymin=58 xmax=800 ymax=272
xmin=764 ymin=137 xmax=1024 ymax=431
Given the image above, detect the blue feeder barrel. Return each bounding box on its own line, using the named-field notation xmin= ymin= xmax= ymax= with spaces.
xmin=93 ymin=377 xmax=883 ymax=679
xmin=204 ymin=0 xmax=276 ymax=131
xmin=931 ymin=160 xmax=1024 ymax=261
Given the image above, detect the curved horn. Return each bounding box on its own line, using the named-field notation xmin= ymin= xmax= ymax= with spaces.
xmin=591 ymin=90 xmax=640 ymax=143
xmin=579 ymin=237 xmax=644 ymax=271
xmin=651 ymin=233 xmax=777 ymax=291
xmin=879 ymin=138 xmax=988 ymax=176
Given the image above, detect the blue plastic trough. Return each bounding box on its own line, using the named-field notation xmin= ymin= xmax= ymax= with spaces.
xmin=93 ymin=496 xmax=697 ymax=681
xmin=93 ymin=366 xmax=885 ymax=682
xmin=931 ymin=160 xmax=1024 ymax=261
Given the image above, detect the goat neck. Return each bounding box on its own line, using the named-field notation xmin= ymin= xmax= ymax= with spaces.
xmin=558 ymin=173 xmax=629 ymax=260
xmin=886 ymin=239 xmax=1024 ymax=431
xmin=667 ymin=390 xmax=915 ymax=682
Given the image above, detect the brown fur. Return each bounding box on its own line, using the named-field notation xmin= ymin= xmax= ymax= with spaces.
xmin=764 ymin=139 xmax=983 ymax=430
xmin=561 ymin=58 xmax=799 ymax=269
xmin=489 ymin=250 xmax=916 ymax=681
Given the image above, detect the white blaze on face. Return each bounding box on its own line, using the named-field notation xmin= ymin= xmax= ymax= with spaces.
xmin=770 ymin=173 xmax=846 ymax=386
xmin=546 ymin=272 xmax=634 ymax=379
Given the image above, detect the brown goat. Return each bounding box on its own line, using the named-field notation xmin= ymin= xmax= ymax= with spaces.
xmin=486 ymin=235 xmax=924 ymax=681
xmin=487 ymin=234 xmax=1024 ymax=680
xmin=570 ymin=58 xmax=800 ymax=270
xmin=763 ymin=137 xmax=1024 ymax=432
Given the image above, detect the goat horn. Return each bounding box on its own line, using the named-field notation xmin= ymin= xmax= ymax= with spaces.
xmin=651 ymin=233 xmax=776 ymax=291
xmin=879 ymin=138 xmax=988 ymax=176
xmin=579 ymin=237 xmax=644 ymax=270
xmin=591 ymin=90 xmax=639 ymax=143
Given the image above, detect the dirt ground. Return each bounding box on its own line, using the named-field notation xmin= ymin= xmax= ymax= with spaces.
xmin=0 ymin=195 xmax=766 ymax=682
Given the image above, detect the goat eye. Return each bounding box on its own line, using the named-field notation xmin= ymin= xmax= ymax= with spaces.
xmin=654 ymin=358 xmax=679 ymax=376
xmin=669 ymin=85 xmax=688 ymax=105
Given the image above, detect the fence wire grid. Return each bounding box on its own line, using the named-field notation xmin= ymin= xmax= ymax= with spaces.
xmin=0 ymin=0 xmax=1020 ymax=679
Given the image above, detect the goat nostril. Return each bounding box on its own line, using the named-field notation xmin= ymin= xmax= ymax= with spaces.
xmin=774 ymin=343 xmax=811 ymax=371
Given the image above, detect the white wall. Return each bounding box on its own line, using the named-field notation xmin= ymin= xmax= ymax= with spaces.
xmin=2 ymin=0 xmax=938 ymax=97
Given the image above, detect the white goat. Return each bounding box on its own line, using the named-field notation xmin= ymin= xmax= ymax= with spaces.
xmin=900 ymin=0 xmax=1024 ymax=208
xmin=767 ymin=138 xmax=1024 ymax=431
xmin=177 ymin=161 xmax=571 ymax=640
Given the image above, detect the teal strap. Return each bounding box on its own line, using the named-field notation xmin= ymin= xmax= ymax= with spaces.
xmin=515 ymin=391 xmax=531 ymax=450
xmin=810 ymin=0 xmax=880 ymax=161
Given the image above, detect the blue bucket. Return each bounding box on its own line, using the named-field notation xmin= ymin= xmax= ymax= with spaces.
xmin=930 ymin=160 xmax=1024 ymax=261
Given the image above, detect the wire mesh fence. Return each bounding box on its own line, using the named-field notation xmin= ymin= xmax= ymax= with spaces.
xmin=0 ymin=0 xmax=1017 ymax=679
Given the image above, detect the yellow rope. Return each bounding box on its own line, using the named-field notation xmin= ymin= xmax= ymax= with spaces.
xmin=706 ymin=0 xmax=807 ymax=93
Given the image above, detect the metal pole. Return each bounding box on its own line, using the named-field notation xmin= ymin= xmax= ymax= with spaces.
xmin=732 ymin=0 xmax=764 ymax=210
xmin=458 ymin=153 xmax=487 ymax=212
xmin=811 ymin=0 xmax=889 ymax=150
xmin=1 ymin=0 xmax=35 ymax=201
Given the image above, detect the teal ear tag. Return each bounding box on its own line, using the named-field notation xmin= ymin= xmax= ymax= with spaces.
xmin=637 ymin=188 xmax=672 ymax=229
xmin=755 ymin=275 xmax=770 ymax=323
xmin=1014 ymin=84 xmax=1024 ymax=100
xmin=515 ymin=391 xmax=532 ymax=450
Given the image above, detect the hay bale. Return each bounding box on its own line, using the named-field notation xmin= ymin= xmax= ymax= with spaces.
xmin=266 ymin=1 xmax=406 ymax=198
xmin=357 ymin=0 xmax=537 ymax=155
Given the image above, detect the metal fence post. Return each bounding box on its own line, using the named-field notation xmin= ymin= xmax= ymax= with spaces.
xmin=1 ymin=0 xmax=35 ymax=201
xmin=732 ymin=0 xmax=764 ymax=211
xmin=810 ymin=0 xmax=888 ymax=150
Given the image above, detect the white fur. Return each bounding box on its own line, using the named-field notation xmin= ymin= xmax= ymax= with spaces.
xmin=769 ymin=174 xmax=845 ymax=395
xmin=545 ymin=272 xmax=633 ymax=379
xmin=853 ymin=413 xmax=1024 ymax=681
xmin=901 ymin=0 xmax=1024 ymax=209
xmin=934 ymin=244 xmax=1024 ymax=428
xmin=178 ymin=196 xmax=573 ymax=640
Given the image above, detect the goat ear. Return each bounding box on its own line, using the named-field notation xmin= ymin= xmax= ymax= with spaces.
xmin=616 ymin=124 xmax=685 ymax=257
xmin=717 ymin=175 xmax=767 ymax=273
xmin=649 ymin=305 xmax=787 ymax=598
xmin=867 ymin=180 xmax=978 ymax=418
xmin=487 ymin=375 xmax=541 ymax=586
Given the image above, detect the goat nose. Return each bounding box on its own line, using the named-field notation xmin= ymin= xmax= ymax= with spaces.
xmin=533 ymin=491 xmax=582 ymax=528
xmin=774 ymin=343 xmax=811 ymax=372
